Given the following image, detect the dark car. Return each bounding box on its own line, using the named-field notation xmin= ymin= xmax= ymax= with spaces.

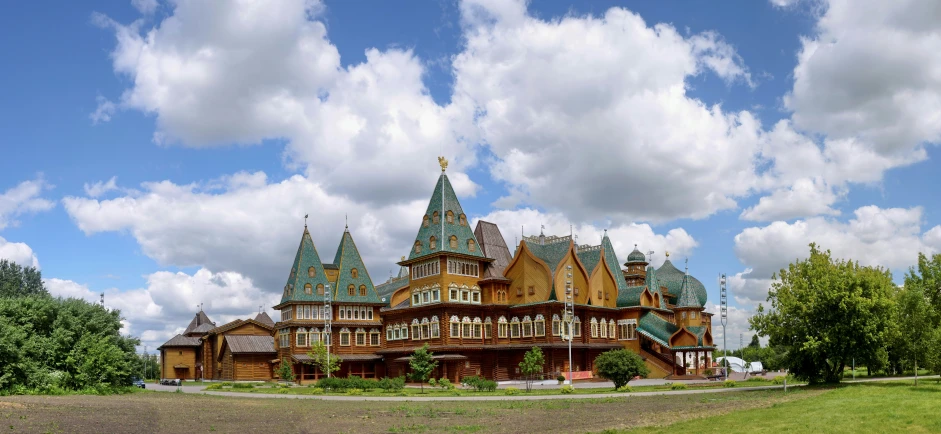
xmin=131 ymin=377 xmax=146 ymax=388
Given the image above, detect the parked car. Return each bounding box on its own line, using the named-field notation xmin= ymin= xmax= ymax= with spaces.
xmin=160 ymin=379 xmax=181 ymax=386
xmin=131 ymin=377 xmax=146 ymax=388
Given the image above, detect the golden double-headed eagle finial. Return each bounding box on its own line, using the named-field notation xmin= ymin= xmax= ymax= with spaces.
xmin=665 ymin=251 xmax=670 ymax=258
xmin=438 ymin=156 xmax=448 ymax=172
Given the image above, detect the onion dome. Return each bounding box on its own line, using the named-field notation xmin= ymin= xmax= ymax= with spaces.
xmin=626 ymin=244 xmax=646 ymax=263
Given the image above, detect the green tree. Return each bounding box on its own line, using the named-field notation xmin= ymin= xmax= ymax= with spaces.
xmin=748 ymin=334 xmax=760 ymax=349
xmin=594 ymin=349 xmax=649 ymax=389
xmin=307 ymin=340 xmax=341 ymax=378
xmin=276 ymin=358 xmax=295 ymax=382
xmin=519 ymin=346 xmax=544 ymax=392
xmin=750 ymin=243 xmax=896 ymax=384
xmin=907 ymin=253 xmax=941 ymax=314
xmin=895 ymin=284 xmax=933 ymax=385
xmin=408 ymin=344 xmax=438 ymax=393
xmin=0 ymin=259 xmax=47 ymax=298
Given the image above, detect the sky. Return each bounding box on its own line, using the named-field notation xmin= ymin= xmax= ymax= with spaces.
xmin=1 ymin=0 xmax=940 ymax=352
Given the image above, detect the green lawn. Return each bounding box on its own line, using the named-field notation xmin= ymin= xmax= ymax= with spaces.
xmin=207 ymin=378 xmax=777 ymax=397
xmin=626 ymin=381 xmax=941 ymax=433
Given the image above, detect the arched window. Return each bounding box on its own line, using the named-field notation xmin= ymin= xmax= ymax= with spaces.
xmin=522 ymin=316 xmax=533 ymax=338
xmin=317 ymin=284 xmax=324 ymax=295
xmin=351 ymin=268 xmax=359 ymax=279
xmin=414 ymin=241 xmax=422 ymax=254
xmin=473 ymin=317 xmax=482 ymax=339
xmin=359 ymin=285 xmax=367 ymax=296
xmin=423 ymin=215 xmax=429 ymax=228
xmin=590 ymin=318 xmax=599 ymax=338
xmin=296 ymin=328 xmax=308 ymax=347
xmin=449 ymin=235 xmax=458 ymax=249
xmin=339 ymin=328 xmax=351 ymax=346
xmin=609 ymin=320 xmax=616 ymax=339
xmin=534 ymin=314 xmax=546 ymax=337
xmin=446 ymin=210 xmax=454 ymax=224
xmin=308 ymin=266 xmax=316 ymax=278
xmin=461 ymin=316 xmax=473 ymax=339
xmin=510 ymin=317 xmax=521 ymax=338
xmin=430 ymin=316 xmax=440 ymax=338
xmin=459 ymin=214 xmax=466 ymax=226
xmin=467 ymin=239 xmax=476 ymax=252
xmin=348 ymin=285 xmax=355 ymax=296
xmin=433 ymin=211 xmax=439 ymax=224
xmin=599 ymin=319 xmax=608 ymax=338
xmin=430 ymin=236 xmax=436 ymax=249
xmin=450 ymin=315 xmax=461 ymax=338
xmin=484 ymin=317 xmax=492 ymax=339
xmin=304 ymin=283 xmax=312 ymax=295
xmin=573 ymin=316 xmax=582 ymax=337
xmin=551 ymin=314 xmax=561 ymax=336
xmin=498 ymin=316 xmax=508 ymax=338
xmin=421 ymin=318 xmax=430 ymax=340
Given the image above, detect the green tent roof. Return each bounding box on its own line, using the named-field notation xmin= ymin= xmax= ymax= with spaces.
xmin=616 ymin=285 xmax=648 ymax=307
xmin=676 ymin=271 xmax=703 ymax=308
xmin=408 ymin=174 xmax=484 ymax=261
xmin=656 ymin=259 xmax=707 ymax=306
xmin=332 ymin=229 xmax=381 ymax=303
xmin=602 ymin=235 xmax=629 ymax=294
xmin=637 ymin=312 xmax=679 ymax=348
xmin=280 ymin=227 xmax=331 ymax=304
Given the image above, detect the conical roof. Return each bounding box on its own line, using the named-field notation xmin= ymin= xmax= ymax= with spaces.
xmin=280 ymin=226 xmax=331 ymax=303
xmin=656 ymin=259 xmax=707 ymax=305
xmin=407 ymin=173 xmax=484 ymax=261
xmin=183 ymin=311 xmax=214 ymax=335
xmin=333 ymin=229 xmax=381 ymax=303
xmin=676 ymin=271 xmax=703 ymax=308
xmin=254 ymin=312 xmax=275 ymax=327
xmin=602 ymin=235 xmax=629 ymax=294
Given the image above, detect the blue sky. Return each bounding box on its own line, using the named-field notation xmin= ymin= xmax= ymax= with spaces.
xmin=1 ymin=0 xmax=939 ymax=350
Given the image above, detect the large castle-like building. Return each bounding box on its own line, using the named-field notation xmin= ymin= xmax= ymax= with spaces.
xmin=159 ymin=159 xmax=715 ymax=382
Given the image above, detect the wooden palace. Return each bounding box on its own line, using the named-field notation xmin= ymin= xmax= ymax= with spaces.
xmin=159 ymin=158 xmax=716 ymax=382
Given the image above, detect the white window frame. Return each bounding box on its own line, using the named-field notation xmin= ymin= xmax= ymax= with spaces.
xmin=446 ymin=258 xmax=479 ymax=277
xmin=412 ymin=258 xmax=440 ymax=280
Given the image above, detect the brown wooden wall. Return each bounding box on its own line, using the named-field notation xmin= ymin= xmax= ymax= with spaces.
xmin=161 ymin=347 xmax=197 ymax=380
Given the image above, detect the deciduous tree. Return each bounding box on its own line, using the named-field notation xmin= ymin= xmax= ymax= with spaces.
xmin=750 ymin=243 xmax=896 ymax=384
xmin=307 ymin=340 xmax=341 ymax=378
xmin=0 ymin=259 xmax=47 ymax=298
xmin=408 ymin=344 xmax=437 ymax=393
xmin=519 ymin=346 xmax=544 ymax=392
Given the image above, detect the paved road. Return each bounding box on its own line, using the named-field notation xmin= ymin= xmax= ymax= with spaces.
xmin=146 ymin=375 xmax=936 ymax=401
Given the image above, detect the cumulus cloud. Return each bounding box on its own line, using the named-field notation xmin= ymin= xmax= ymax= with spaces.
xmin=131 ymin=0 xmax=158 ymax=15
xmin=90 ymin=95 xmax=116 ymax=124
xmin=785 ymin=0 xmax=941 ymax=160
xmin=63 ymin=172 xmax=432 ymax=292
xmin=452 ymin=0 xmax=761 ymax=223
xmin=740 ymin=177 xmax=841 ymax=221
xmin=476 ymin=207 xmax=697 ymax=267
xmin=732 ymin=205 xmax=941 ymax=305
xmin=46 ymin=269 xmax=279 ymax=351
xmin=83 ymin=176 xmax=120 ymax=198
xmin=705 ymin=302 xmax=758 ymax=350
xmin=0 ymin=178 xmax=55 ymax=230
xmin=95 ymin=0 xmax=478 ymax=205
xmin=0 ymin=236 xmax=39 ymax=268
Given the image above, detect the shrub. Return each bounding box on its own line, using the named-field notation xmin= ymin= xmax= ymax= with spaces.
xmin=670 ymin=383 xmax=688 ymax=390
xmin=462 ymin=375 xmax=482 ymax=389
xmin=220 ymin=382 xmax=232 ymax=387
xmin=279 ymin=383 xmax=292 ymax=389
xmin=557 ymin=375 xmax=566 ymax=383
xmin=347 ymin=375 xmax=378 ymax=391
xmin=316 ymin=377 xmax=348 ymax=391
xmin=704 ymin=369 xmax=713 ymax=376
xmin=205 ymin=384 xmax=223 ymax=390
xmin=560 ymin=385 xmax=575 ymax=394
xmin=772 ymin=376 xmax=786 ymax=385
xmin=428 ymin=378 xmax=437 ymax=388
xmin=232 ymin=383 xmax=254 ymax=389
xmin=594 ymin=349 xmax=650 ymax=389
xmin=437 ymin=378 xmax=453 ymax=390
xmin=504 ymin=387 xmax=520 ymax=395
xmin=346 ymin=388 xmax=363 ymax=396
xmin=616 ymin=385 xmax=633 ymax=393
xmin=278 ymin=388 xmax=290 ymax=394
xmin=746 ymin=377 xmax=766 ymax=382
xmin=377 ymin=376 xmax=405 ymax=392
xmin=309 ymin=387 xmax=325 ymax=394
xmin=724 ymin=380 xmax=737 ymax=388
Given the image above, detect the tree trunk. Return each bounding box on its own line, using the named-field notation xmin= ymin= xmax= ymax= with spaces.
xmin=915 ymin=359 xmax=918 ymax=386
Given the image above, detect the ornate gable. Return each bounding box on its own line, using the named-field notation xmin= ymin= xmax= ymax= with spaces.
xmin=333 ymin=229 xmax=381 ymax=303
xmin=280 ymin=226 xmax=330 ymax=303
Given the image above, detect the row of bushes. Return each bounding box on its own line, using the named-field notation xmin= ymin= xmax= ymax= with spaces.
xmin=315 ymin=376 xmax=405 ymax=392
xmin=461 ymin=376 xmax=497 ymax=392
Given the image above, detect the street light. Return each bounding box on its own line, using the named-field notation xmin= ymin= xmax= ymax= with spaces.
xmin=563 ymin=265 xmax=574 ymax=386
xmin=325 ymin=283 xmax=332 ymax=378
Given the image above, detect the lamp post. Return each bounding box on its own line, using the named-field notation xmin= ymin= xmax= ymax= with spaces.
xmin=720 ymin=273 xmax=728 ymax=380
xmin=564 ymin=265 xmax=574 ymax=386
xmin=325 ymin=284 xmax=332 ymax=378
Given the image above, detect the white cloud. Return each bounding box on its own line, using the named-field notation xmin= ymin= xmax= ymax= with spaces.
xmin=475 ymin=207 xmax=698 ymax=267
xmin=705 ymin=302 xmax=757 ymax=350
xmin=785 ymin=0 xmax=941 ymax=159
xmin=0 ymin=236 xmax=39 ymax=268
xmin=90 ymin=95 xmax=116 ymax=124
xmin=452 ymin=0 xmax=762 ymax=222
xmin=131 ymin=0 xmax=158 ymax=15
xmin=63 ymin=172 xmax=428 ymax=291
xmin=83 ymin=176 xmax=120 ymax=198
xmin=46 ymin=268 xmax=279 ymax=351
xmin=95 ymin=0 xmax=478 ymax=206
xmin=732 ymin=205 xmax=941 ymax=305
xmin=740 ymin=177 xmax=840 ymax=221
xmin=0 ymin=178 xmax=55 ymax=230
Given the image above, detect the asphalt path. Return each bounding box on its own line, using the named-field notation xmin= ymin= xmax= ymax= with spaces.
xmin=145 ymin=375 xmax=936 ymax=401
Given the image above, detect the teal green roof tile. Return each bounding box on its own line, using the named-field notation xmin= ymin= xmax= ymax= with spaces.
xmin=576 ymin=248 xmax=601 ymax=275
xmin=656 ymin=259 xmax=707 ymax=306
xmin=616 ymin=285 xmax=647 ymax=307
xmin=376 ymin=276 xmax=409 ymax=307
xmin=645 ymin=265 xmax=665 ymax=303
xmin=524 ymin=239 xmax=570 ymax=276
xmin=333 ymin=229 xmax=381 ymax=303
xmin=408 ymin=174 xmax=484 ymax=261
xmin=626 ymin=245 xmax=646 ymax=263
xmin=280 ymin=227 xmax=331 ymax=304
xmin=637 ymin=312 xmax=679 ymax=348
xmin=602 ymin=236 xmax=629 ymax=294
xmin=676 ymin=270 xmax=703 ymax=308
xmin=686 ymin=325 xmax=708 ymax=346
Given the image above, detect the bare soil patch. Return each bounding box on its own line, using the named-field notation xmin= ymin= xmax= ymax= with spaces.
xmin=0 ymin=388 xmax=822 ymax=433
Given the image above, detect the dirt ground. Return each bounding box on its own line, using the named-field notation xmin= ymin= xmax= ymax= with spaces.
xmin=0 ymin=388 xmax=820 ymax=433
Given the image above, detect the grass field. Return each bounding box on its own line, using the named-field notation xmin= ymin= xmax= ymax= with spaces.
xmin=0 ymin=381 xmax=937 ymax=433
xmin=210 ymin=377 xmax=777 ymax=397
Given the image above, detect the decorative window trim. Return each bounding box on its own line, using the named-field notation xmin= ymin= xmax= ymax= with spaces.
xmin=551 ymin=314 xmax=561 ymax=336
xmin=617 ymin=319 xmax=637 ymax=340
xmin=412 ymin=258 xmax=440 ymax=280
xmin=510 ymin=317 xmax=521 ymax=339
xmin=447 ymin=258 xmax=479 ymax=277
xmin=534 ymin=314 xmax=546 ymax=337
xmin=339 ymin=328 xmax=351 ymax=346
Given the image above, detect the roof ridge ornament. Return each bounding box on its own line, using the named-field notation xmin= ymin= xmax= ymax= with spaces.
xmin=438 ymin=156 xmax=448 ymax=172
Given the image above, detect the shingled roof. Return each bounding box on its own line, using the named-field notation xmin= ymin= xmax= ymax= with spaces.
xmin=224 ymin=335 xmax=276 ymax=354
xmin=637 ymin=312 xmax=679 ymax=348
xmin=332 ymin=229 xmax=381 ymax=303
xmin=601 ymin=235 xmax=629 ymax=294
xmin=676 ymin=268 xmax=703 ymax=308
xmin=657 ymin=258 xmax=707 ymax=306
xmin=254 ymin=312 xmax=275 ymax=327
xmin=376 ymin=276 xmax=409 ymax=306
xmin=407 ymin=172 xmax=484 ymax=261
xmin=617 ymin=285 xmax=648 ymax=307
xmin=183 ymin=311 xmax=214 ymax=335
xmin=475 ymin=220 xmax=511 ymax=281
xmin=280 ymin=226 xmax=331 ymax=304
xmin=158 ymin=334 xmax=201 ymax=350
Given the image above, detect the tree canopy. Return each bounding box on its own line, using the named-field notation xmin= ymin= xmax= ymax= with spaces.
xmin=594 ymin=349 xmax=649 ymax=389
xmin=0 ymin=259 xmax=47 ymax=298
xmin=307 ymin=340 xmax=341 ymax=378
xmin=408 ymin=344 xmax=438 ymax=392
xmin=519 ymin=346 xmax=544 ymax=392
xmin=750 ymin=243 xmax=896 ymax=384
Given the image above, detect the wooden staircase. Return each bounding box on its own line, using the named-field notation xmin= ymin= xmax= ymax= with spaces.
xmin=640 ymin=348 xmax=679 ymax=378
